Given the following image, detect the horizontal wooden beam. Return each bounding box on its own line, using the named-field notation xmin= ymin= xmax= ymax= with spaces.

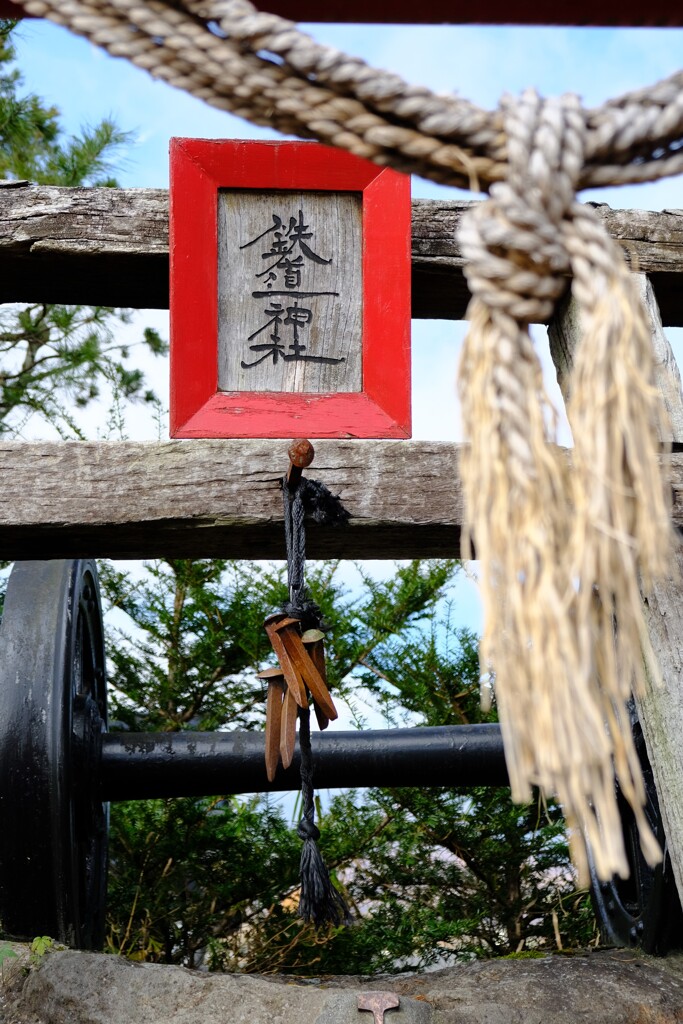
xmin=0 ymin=439 xmax=464 ymax=559
xmin=0 ymin=183 xmax=169 ymax=311
xmin=0 ymin=439 xmax=681 ymax=560
xmin=222 ymin=0 xmax=683 ymax=23
xmin=2 ymin=0 xmax=680 ymax=25
xmin=2 ymin=182 xmax=683 ymax=324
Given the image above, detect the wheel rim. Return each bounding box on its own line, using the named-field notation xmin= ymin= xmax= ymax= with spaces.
xmin=0 ymin=560 xmax=108 ymax=948
xmin=589 ymin=704 xmax=681 ymax=953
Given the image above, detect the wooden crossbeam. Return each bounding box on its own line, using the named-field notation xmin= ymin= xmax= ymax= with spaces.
xmin=0 ymin=439 xmax=681 ymax=560
xmin=2 ymin=183 xmax=683 ymax=324
xmin=2 ymin=0 xmax=680 ymax=26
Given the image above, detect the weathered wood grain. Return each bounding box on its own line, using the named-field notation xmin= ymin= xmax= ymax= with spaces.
xmin=3 ymin=182 xmax=683 ymax=324
xmin=632 ymin=280 xmax=683 ymax=909
xmin=0 ymin=182 xmax=168 ymax=309
xmin=217 ymin=190 xmax=362 ymax=393
xmin=549 ymin=275 xmax=683 ymax=903
xmin=0 ymin=439 xmax=464 ymax=559
xmin=0 ymin=438 xmax=681 ymax=560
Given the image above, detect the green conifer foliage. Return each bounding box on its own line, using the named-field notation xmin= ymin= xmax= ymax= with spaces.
xmin=0 ymin=19 xmax=167 ymax=439
xmin=102 ymin=560 xmax=595 ymax=970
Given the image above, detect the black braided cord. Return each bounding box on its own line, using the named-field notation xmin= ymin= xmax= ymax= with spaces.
xmin=281 ymin=475 xmax=351 ymax=928
xmin=297 ymin=707 xmax=350 ymax=928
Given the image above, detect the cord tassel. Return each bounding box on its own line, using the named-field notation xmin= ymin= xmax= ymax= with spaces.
xmin=297 ymin=707 xmax=350 ymax=928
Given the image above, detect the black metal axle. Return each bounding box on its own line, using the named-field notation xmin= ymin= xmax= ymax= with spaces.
xmin=2 ymin=558 xmax=675 ymax=956
xmin=101 ymin=724 xmax=508 ymax=801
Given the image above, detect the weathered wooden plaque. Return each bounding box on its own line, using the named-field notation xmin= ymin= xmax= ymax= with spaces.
xmin=217 ymin=190 xmax=362 ymax=394
xmin=169 ymin=139 xmax=411 ymax=438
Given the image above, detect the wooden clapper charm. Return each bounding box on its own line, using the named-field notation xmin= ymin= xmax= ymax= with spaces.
xmin=259 ymin=612 xmax=338 ymax=781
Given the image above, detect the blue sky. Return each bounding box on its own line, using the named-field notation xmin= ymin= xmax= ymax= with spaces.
xmin=9 ymin=17 xmax=683 ymax=647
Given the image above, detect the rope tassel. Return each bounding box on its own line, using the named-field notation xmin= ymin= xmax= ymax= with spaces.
xmin=297 ymin=708 xmax=350 ymax=928
xmin=458 ymin=91 xmax=673 ymax=883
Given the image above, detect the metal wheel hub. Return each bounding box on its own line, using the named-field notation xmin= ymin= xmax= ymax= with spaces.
xmin=0 ymin=560 xmax=108 ymax=950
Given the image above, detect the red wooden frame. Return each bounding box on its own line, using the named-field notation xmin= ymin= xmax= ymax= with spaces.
xmin=169 ymin=139 xmax=411 ymax=438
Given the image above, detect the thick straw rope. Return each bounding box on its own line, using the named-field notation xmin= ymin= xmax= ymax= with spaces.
xmin=17 ymin=0 xmax=683 ymax=881
xmin=458 ymin=91 xmax=670 ymax=882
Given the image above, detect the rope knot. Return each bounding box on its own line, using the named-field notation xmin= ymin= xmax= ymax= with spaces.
xmin=460 ymin=90 xmax=587 ymax=326
xmin=297 ymin=818 xmax=321 ymax=842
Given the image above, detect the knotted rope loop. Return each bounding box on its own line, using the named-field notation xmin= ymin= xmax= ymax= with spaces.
xmin=281 ymin=476 xmax=350 ymax=627
xmin=461 ymin=91 xmax=585 ymax=327
xmin=458 ymin=90 xmax=672 ymax=882
xmin=458 ymin=92 xmax=585 ymax=497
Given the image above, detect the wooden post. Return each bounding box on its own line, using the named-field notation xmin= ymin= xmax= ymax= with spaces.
xmin=548 ymin=274 xmax=683 ymax=897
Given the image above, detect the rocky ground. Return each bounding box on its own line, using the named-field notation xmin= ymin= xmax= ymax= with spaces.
xmin=2 ymin=946 xmax=683 ymax=1024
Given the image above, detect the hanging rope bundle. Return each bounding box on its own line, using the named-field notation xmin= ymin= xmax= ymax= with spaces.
xmin=457 ymin=90 xmax=671 ymax=881
xmin=22 ymin=0 xmax=683 ymax=881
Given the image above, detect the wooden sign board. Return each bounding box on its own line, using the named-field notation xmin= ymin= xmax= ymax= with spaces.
xmin=217 ymin=190 xmax=362 ymax=395
xmin=169 ymin=139 xmax=411 ymax=438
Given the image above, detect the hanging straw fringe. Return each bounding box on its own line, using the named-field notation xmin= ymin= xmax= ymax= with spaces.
xmin=458 ymin=91 xmax=673 ymax=882
xmin=19 ymin=0 xmax=683 ymax=881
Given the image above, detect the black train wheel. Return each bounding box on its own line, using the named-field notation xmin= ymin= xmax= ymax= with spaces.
xmin=0 ymin=560 xmax=108 ymax=949
xmin=589 ymin=701 xmax=683 ymax=954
